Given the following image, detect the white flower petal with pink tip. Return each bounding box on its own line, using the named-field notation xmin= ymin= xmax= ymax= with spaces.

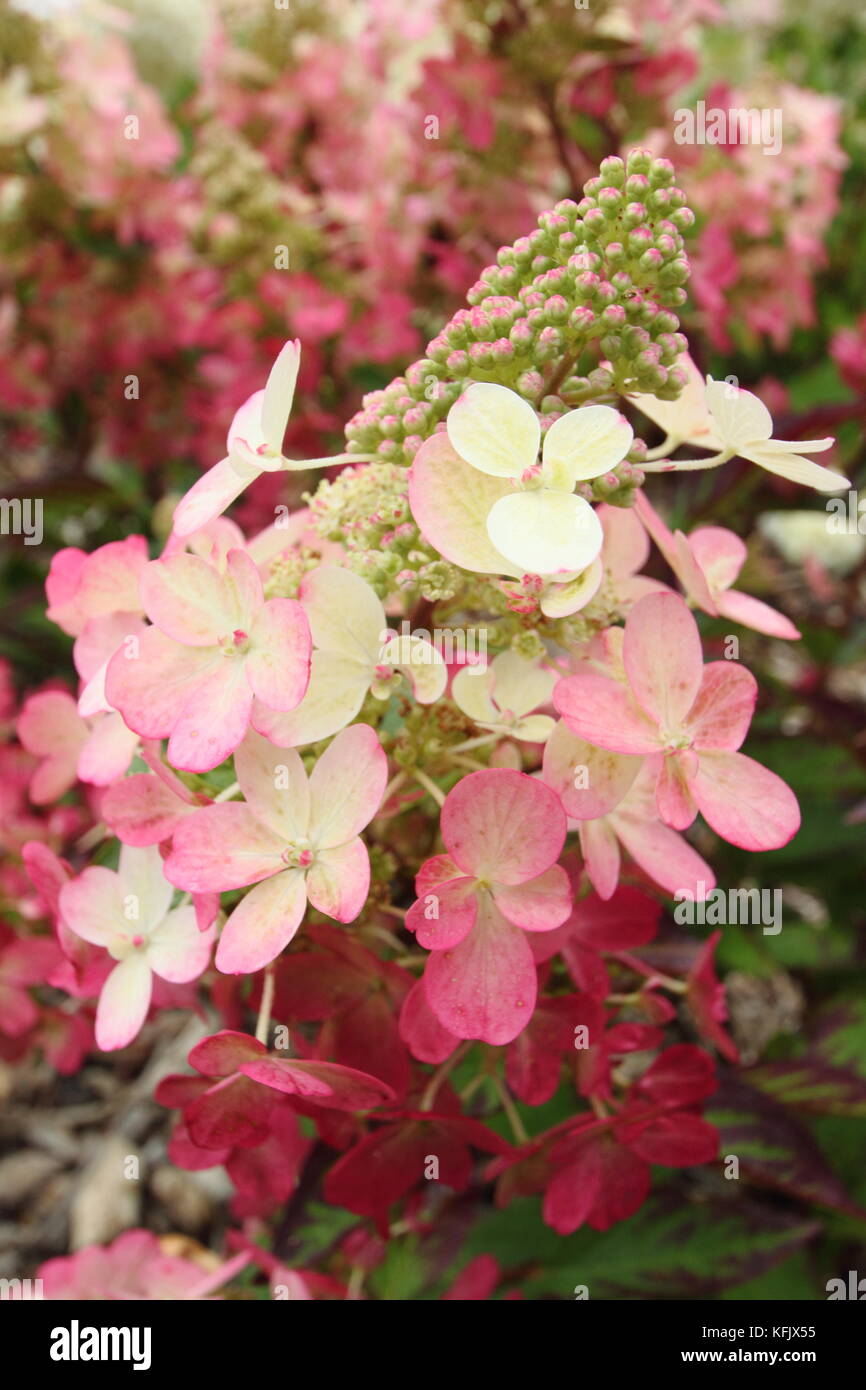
xmin=215 ymin=870 xmax=308 ymax=975
xmin=307 ymin=724 xmax=387 ymax=849
xmin=541 ymin=405 xmax=633 ymax=489
xmin=59 ymin=866 xmax=125 ymax=948
xmin=539 ymin=558 xmax=604 ymax=618
xmin=629 ymin=352 xmax=722 ymax=451
xmin=543 ymin=720 xmax=643 ymax=819
xmin=77 ymin=713 xmax=140 ymax=787
xmin=300 ymin=566 xmax=384 ymax=659
xmin=391 ymin=637 xmax=447 ymax=704
xmin=260 ymin=339 xmax=301 ymax=455
xmin=61 ymin=846 xmax=213 ymax=1051
xmin=140 ymin=554 xmax=239 ymax=647
xmin=409 ymin=433 xmax=518 ymax=575
xmin=147 ymin=904 xmax=214 ymax=983
xmin=453 ymin=651 xmax=555 ymax=743
xmin=704 ymin=379 xmax=774 ymax=448
xmin=172 ymin=455 xmax=261 ymax=540
xmin=117 ymin=844 xmax=174 ymax=931
xmin=705 ymin=378 xmax=847 ymax=493
xmin=234 ymin=732 xmax=311 ymax=842
xmin=447 ymin=382 xmax=540 ymax=478
xmin=165 ymin=803 xmax=285 ymax=892
xmin=743 ymin=442 xmax=846 ymax=493
xmin=105 ymin=627 xmax=221 ymax=739
xmin=252 ymin=650 xmax=370 ymax=748
xmin=486 ymin=489 xmax=604 ymax=576
xmin=96 ymin=955 xmax=153 ymax=1051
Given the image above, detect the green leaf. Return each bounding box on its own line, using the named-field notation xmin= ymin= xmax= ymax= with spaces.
xmin=459 ymin=1191 xmax=819 ymax=1299
xmin=708 ymin=1076 xmax=864 ymax=1217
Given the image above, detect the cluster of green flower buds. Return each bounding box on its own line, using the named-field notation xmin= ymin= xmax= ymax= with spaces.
xmin=343 ymin=149 xmax=694 ymax=485
xmin=306 ymin=462 xmax=458 ymax=601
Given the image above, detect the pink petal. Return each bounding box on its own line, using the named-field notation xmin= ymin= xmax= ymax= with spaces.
xmin=102 ymin=773 xmax=197 ymax=847
xmin=59 ymin=865 xmax=123 ymax=947
xmin=688 ymin=526 xmax=746 ymax=593
xmin=655 ymin=750 xmax=698 ymax=830
xmin=554 ymin=672 xmax=660 ymax=755
xmin=406 ymin=874 xmax=478 ymax=950
xmin=189 ymin=1029 xmax=266 ymax=1078
xmin=140 ymin=554 xmax=239 ymax=647
xmin=423 ymin=898 xmax=537 ymax=1045
xmin=613 ymin=812 xmax=716 ymax=900
xmin=686 ymin=661 xmax=757 ymax=751
xmin=105 ymin=626 xmax=219 ymax=739
xmin=542 ymin=719 xmax=643 ymax=818
xmin=714 ymin=588 xmax=800 ymax=640
xmin=399 ymin=979 xmax=460 ymax=1063
xmin=172 ymin=456 xmax=261 ymax=539
xmin=578 ymin=820 xmax=621 ymax=900
xmin=147 ymin=904 xmax=214 ymax=983
xmin=307 ymin=724 xmax=387 ymax=849
xmin=598 ymin=502 xmax=650 ymax=578
xmin=691 ymin=750 xmax=800 ymax=851
xmin=246 ymin=598 xmax=311 ymax=711
xmin=492 ymin=864 xmax=572 ymax=932
xmin=623 ymin=593 xmax=703 ymax=730
xmin=215 ymin=870 xmax=308 ymax=974
xmin=306 ymin=838 xmax=370 ymax=922
xmin=77 ymin=712 xmax=139 ymax=786
xmin=166 ymin=661 xmax=253 ymax=773
xmin=165 ymin=804 xmax=284 ymax=892
xmin=239 ymin=1057 xmax=394 ymax=1111
xmin=96 ymin=955 xmax=152 ymax=1051
xmin=441 ymin=769 xmax=566 ymax=885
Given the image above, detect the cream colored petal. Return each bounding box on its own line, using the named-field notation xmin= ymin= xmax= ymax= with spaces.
xmin=447 ymin=383 xmax=540 ymax=478
xmin=487 ymin=489 xmax=604 ymax=576
xmin=541 ymin=405 xmax=633 ymax=488
xmin=489 ymin=650 xmax=555 ymax=720
xmin=744 ymin=444 xmax=849 ymax=494
xmin=452 ymin=665 xmax=499 ymax=723
xmin=705 ymin=378 xmax=773 ymax=448
xmin=539 ymin=557 xmax=604 ymax=618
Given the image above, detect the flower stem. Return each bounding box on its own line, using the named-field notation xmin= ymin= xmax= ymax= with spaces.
xmin=420 ymin=1042 xmax=471 ymax=1111
xmin=255 ymin=964 xmax=276 ymax=1046
xmin=413 ymin=768 xmax=446 ymax=808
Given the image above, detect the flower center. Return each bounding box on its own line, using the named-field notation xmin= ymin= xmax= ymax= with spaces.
xmin=281 ymin=840 xmax=314 ymax=870
xmin=221 ymin=629 xmax=250 ymax=657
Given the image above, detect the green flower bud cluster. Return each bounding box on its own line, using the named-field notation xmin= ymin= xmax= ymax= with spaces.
xmin=343 ymin=149 xmax=694 ymax=472
xmin=306 ymin=462 xmax=459 ymax=601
